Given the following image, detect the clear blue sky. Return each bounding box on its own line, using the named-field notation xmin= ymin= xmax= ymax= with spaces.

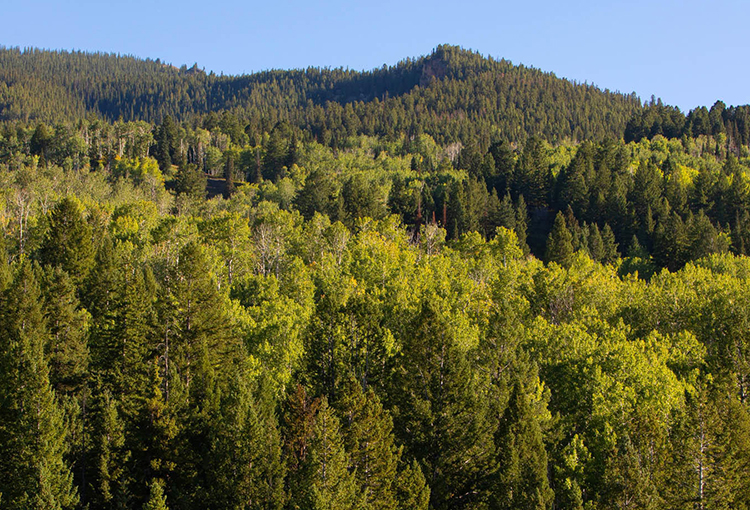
xmin=4 ymin=0 xmax=748 ymax=112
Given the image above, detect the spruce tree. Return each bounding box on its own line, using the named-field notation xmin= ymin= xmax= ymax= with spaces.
xmin=515 ymin=195 xmax=530 ymax=256
xmin=89 ymin=387 xmax=130 ymax=509
xmin=601 ymin=223 xmax=619 ymax=264
xmin=41 ymin=266 xmax=89 ymax=395
xmin=38 ymin=197 xmax=95 ymax=286
xmin=587 ymin=223 xmax=604 ymax=263
xmin=0 ymin=262 xmax=78 ymax=509
xmin=143 ymin=479 xmax=169 ymax=510
xmin=301 ymin=397 xmax=360 ymax=510
xmin=394 ymin=459 xmax=430 ymax=510
xmin=336 ymin=378 xmax=400 ymax=510
xmin=206 ymin=371 xmax=284 ymax=510
xmin=492 ymin=380 xmax=553 ymax=510
xmin=545 ymin=211 xmax=574 ymax=268
xmin=389 ymin=298 xmax=494 ymax=510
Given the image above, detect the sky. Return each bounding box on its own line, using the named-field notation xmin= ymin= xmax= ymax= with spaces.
xmin=3 ymin=0 xmax=748 ymax=112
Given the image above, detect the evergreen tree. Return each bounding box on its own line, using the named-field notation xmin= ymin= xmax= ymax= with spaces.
xmin=38 ymin=197 xmax=95 ymax=286
xmin=143 ymin=479 xmax=169 ymax=510
xmin=491 ymin=380 xmax=553 ymax=510
xmin=389 ymin=298 xmax=494 ymax=510
xmin=41 ymin=266 xmax=89 ymax=395
xmin=514 ymin=136 xmax=551 ymax=209
xmin=175 ymin=162 xmax=207 ymax=199
xmin=515 ymin=195 xmax=530 ymax=256
xmin=587 ymin=223 xmax=604 ymax=263
xmin=600 ymin=223 xmax=619 ymax=264
xmin=545 ymin=212 xmax=575 ymax=268
xmin=206 ymin=371 xmax=285 ymax=510
xmin=283 ymin=384 xmax=321 ymax=506
xmin=89 ymin=387 xmax=130 ymax=509
xmin=0 ymin=262 xmax=78 ymax=509
xmin=394 ymin=459 xmax=430 ymax=510
xmin=336 ymin=378 xmax=400 ymax=510
xmin=299 ymin=397 xmax=360 ymax=510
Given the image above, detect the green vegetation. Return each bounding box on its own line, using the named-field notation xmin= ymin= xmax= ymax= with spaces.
xmin=2 ymin=44 xmax=750 ymax=509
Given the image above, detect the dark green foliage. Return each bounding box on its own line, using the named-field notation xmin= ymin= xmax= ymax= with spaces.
xmin=336 ymin=379 xmax=400 ymax=510
xmin=38 ymin=197 xmax=95 ymax=285
xmin=143 ymin=479 xmax=168 ymax=510
xmin=394 ymin=460 xmax=430 ymax=510
xmin=492 ymin=380 xmax=553 ymax=510
xmin=389 ymin=299 xmax=495 ymax=510
xmin=514 ymin=136 xmax=551 ymax=209
xmin=41 ymin=267 xmax=89 ymax=395
xmin=0 ymin=262 xmax=78 ymax=509
xmin=4 ymin=41 xmax=750 ymax=510
xmin=294 ymin=396 xmax=359 ymax=510
xmin=205 ymin=373 xmax=285 ymax=510
xmin=545 ymin=212 xmax=575 ymax=268
xmin=342 ymin=173 xmax=388 ymax=224
xmin=0 ymin=45 xmax=642 ymax=145
xmin=175 ymin=163 xmax=207 ymax=199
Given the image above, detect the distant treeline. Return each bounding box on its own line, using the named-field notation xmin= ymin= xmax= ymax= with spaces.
xmin=3 ymin=113 xmax=750 ymax=275
xmin=0 ymin=44 xmax=644 ymax=145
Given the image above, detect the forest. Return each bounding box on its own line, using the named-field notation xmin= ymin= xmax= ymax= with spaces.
xmin=1 ymin=45 xmax=750 ymax=510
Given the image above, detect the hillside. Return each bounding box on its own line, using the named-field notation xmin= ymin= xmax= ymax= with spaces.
xmin=4 ymin=42 xmax=750 ymax=510
xmin=0 ymin=44 xmax=642 ymax=144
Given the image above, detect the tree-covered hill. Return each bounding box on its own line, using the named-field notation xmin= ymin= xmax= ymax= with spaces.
xmin=5 ymin=41 xmax=750 ymax=510
xmin=0 ymin=44 xmax=643 ymax=144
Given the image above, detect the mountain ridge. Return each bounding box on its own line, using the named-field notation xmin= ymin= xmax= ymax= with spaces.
xmin=0 ymin=44 xmax=658 ymax=144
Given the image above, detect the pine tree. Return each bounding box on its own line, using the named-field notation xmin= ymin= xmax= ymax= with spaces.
xmin=587 ymin=223 xmax=604 ymax=263
xmin=143 ymin=479 xmax=169 ymax=510
xmin=336 ymin=378 xmax=400 ymax=510
xmin=38 ymin=197 xmax=95 ymax=286
xmin=514 ymin=136 xmax=551 ymax=209
xmin=223 ymin=150 xmax=236 ymax=198
xmin=206 ymin=371 xmax=285 ymax=510
xmin=545 ymin=212 xmax=574 ymax=268
xmin=394 ymin=459 xmax=430 ymax=510
xmin=301 ymin=397 xmax=360 ymax=510
xmin=600 ymin=223 xmax=619 ymax=264
xmin=0 ymin=262 xmax=78 ymax=509
xmin=492 ymin=380 xmax=553 ymax=510
xmin=515 ymin=195 xmax=530 ymax=256
xmin=90 ymin=261 xmax=153 ymax=420
xmin=89 ymin=387 xmax=130 ymax=509
xmin=283 ymin=384 xmax=321 ymax=505
xmin=41 ymin=267 xmax=89 ymax=395
xmin=175 ymin=162 xmax=207 ymax=199
xmin=390 ymin=298 xmax=495 ymax=510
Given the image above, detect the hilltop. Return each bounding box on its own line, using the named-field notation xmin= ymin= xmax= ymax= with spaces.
xmin=0 ymin=44 xmax=642 ymax=144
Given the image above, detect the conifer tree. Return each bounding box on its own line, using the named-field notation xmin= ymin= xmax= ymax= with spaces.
xmin=587 ymin=223 xmax=604 ymax=263
xmin=492 ymin=380 xmax=553 ymax=510
xmin=89 ymin=387 xmax=130 ymax=509
xmin=0 ymin=262 xmax=78 ymax=509
xmin=283 ymin=384 xmax=321 ymax=505
xmin=175 ymin=162 xmax=207 ymax=199
xmin=600 ymin=223 xmax=619 ymax=264
xmin=394 ymin=459 xmax=430 ymax=510
xmin=41 ymin=266 xmax=89 ymax=395
xmin=515 ymin=195 xmax=530 ymax=256
xmin=206 ymin=371 xmax=285 ymax=510
xmin=143 ymin=479 xmax=169 ymax=510
xmin=390 ymin=298 xmax=495 ymax=510
xmin=336 ymin=378 xmax=400 ymax=510
xmin=545 ymin=211 xmax=574 ymax=268
xmin=301 ymin=397 xmax=360 ymax=510
xmin=38 ymin=197 xmax=95 ymax=285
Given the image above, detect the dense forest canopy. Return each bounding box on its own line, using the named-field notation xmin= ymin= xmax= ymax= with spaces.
xmin=1 ymin=44 xmax=750 ymax=510
xmin=0 ymin=44 xmax=645 ymax=144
